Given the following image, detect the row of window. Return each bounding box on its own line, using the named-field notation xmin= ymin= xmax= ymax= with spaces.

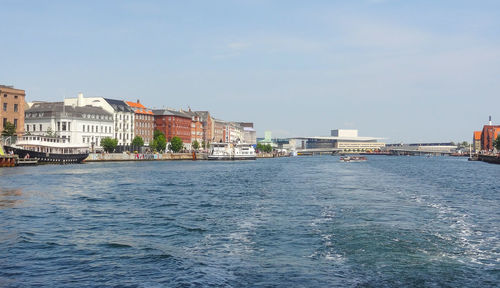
xmin=136 ymin=114 xmax=153 ymax=120
xmin=83 ymin=114 xmax=112 ymax=120
xmin=3 ymin=103 xmax=18 ymax=112
xmin=116 ymin=114 xmax=132 ymax=121
xmin=83 ymin=124 xmax=112 ymax=134
xmin=3 ymin=94 xmax=19 ymax=99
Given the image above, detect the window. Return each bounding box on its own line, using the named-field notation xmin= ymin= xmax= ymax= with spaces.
xmin=2 ymin=118 xmax=6 ymax=128
xmin=62 ymin=122 xmax=67 ymax=131
xmin=57 ymin=122 xmax=61 ymax=131
xmin=26 ymin=125 xmax=29 ymax=132
xmin=39 ymin=124 xmax=42 ymax=131
xmin=14 ymin=104 xmax=18 ymax=112
xmin=3 ymin=103 xmax=7 ymax=111
xmin=14 ymin=95 xmax=18 ymax=99
xmin=68 ymin=122 xmax=71 ymax=131
xmin=13 ymin=119 xmax=17 ymax=128
xmin=33 ymin=124 xmax=36 ymax=131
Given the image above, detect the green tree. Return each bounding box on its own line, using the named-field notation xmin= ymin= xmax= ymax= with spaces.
xmin=264 ymin=144 xmax=273 ymax=153
xmin=131 ymin=136 xmax=144 ymax=147
xmin=201 ymin=140 xmax=206 ymax=149
xmin=192 ymin=140 xmax=200 ymax=150
xmin=101 ymin=137 xmax=118 ymax=153
xmin=494 ymin=135 xmax=500 ymax=151
xmin=152 ymin=133 xmax=167 ymax=152
xmin=154 ymin=129 xmax=163 ymax=139
xmin=170 ymin=136 xmax=183 ymax=153
xmin=1 ymin=121 xmax=16 ymax=136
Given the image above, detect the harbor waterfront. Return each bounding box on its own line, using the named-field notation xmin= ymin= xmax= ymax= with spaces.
xmin=0 ymin=156 xmax=498 ymax=287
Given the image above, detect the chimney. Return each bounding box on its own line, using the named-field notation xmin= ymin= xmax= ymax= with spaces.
xmin=137 ymin=99 xmax=140 ymax=104
xmin=77 ymin=92 xmax=84 ymax=107
xmin=489 ymin=115 xmax=492 ymax=125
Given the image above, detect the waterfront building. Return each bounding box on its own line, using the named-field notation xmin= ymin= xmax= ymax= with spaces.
xmin=194 ymin=111 xmax=214 ymax=149
xmin=242 ymin=127 xmax=257 ymax=145
xmin=385 ymin=143 xmax=457 ymax=154
xmin=480 ymin=125 xmax=500 ymax=152
xmin=153 ymin=108 xmax=192 ymax=149
xmin=0 ymin=85 xmax=26 ymax=135
xmin=473 ymin=131 xmax=482 ymax=153
xmin=304 ymin=129 xmax=385 ymax=152
xmin=24 ymin=102 xmax=113 ymax=151
xmin=183 ymin=109 xmax=204 ymax=147
xmin=65 ymin=93 xmax=135 ymax=146
xmin=213 ymin=119 xmax=226 ymax=143
xmin=126 ymin=100 xmax=154 ymax=146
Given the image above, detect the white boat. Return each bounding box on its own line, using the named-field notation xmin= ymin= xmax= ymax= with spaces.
xmin=208 ymin=142 xmax=256 ymax=160
xmin=233 ymin=143 xmax=256 ymax=160
xmin=208 ymin=143 xmax=233 ymax=160
xmin=340 ymin=156 xmax=367 ymax=162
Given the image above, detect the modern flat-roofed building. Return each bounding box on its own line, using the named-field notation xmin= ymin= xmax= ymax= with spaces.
xmin=0 ymin=85 xmax=26 ymax=135
xmin=304 ymin=129 xmax=385 ymax=152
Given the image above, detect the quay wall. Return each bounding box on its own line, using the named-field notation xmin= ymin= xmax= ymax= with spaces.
xmin=85 ymin=152 xmax=207 ymax=162
xmin=478 ymin=154 xmax=500 ymax=165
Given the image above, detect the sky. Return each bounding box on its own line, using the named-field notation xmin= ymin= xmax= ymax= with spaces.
xmin=1 ymin=0 xmax=499 ymax=143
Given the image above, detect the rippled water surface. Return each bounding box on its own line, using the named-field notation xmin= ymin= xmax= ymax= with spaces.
xmin=0 ymin=156 xmax=499 ymax=287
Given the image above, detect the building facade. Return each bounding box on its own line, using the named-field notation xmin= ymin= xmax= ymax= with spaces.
xmin=25 ymin=102 xmax=113 ymax=151
xmin=473 ymin=131 xmax=481 ymax=153
xmin=126 ymin=100 xmax=154 ymax=145
xmin=64 ymin=93 xmax=135 ymax=146
xmin=183 ymin=109 xmax=203 ymax=146
xmin=481 ymin=125 xmax=500 ymax=152
xmin=153 ymin=109 xmax=192 ymax=149
xmin=195 ymin=111 xmax=214 ymax=149
xmin=305 ymin=129 xmax=385 ymax=152
xmin=0 ymin=85 xmax=26 ymax=135
xmin=213 ymin=119 xmax=226 ymax=143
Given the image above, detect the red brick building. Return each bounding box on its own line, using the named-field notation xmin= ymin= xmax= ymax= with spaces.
xmin=153 ymin=109 xmax=192 ymax=145
xmin=481 ymin=125 xmax=500 ymax=152
xmin=126 ymin=100 xmax=154 ymax=145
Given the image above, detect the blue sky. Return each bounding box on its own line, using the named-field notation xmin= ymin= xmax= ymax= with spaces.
xmin=1 ymin=0 xmax=499 ymax=142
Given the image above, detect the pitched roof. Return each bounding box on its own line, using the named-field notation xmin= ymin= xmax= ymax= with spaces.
xmin=103 ymin=98 xmax=134 ymax=112
xmin=26 ymin=102 xmax=113 ymax=118
xmin=125 ymin=101 xmax=153 ymax=115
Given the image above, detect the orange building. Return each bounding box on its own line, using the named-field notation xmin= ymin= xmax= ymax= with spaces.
xmin=126 ymin=100 xmax=154 ymax=145
xmin=153 ymin=109 xmax=192 ymax=146
xmin=0 ymin=85 xmax=26 ymax=135
xmin=473 ymin=131 xmax=481 ymax=153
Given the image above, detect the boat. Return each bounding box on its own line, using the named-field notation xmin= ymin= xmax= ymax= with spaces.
xmin=208 ymin=142 xmax=256 ymax=160
xmin=208 ymin=142 xmax=233 ymax=160
xmin=233 ymin=143 xmax=256 ymax=160
xmin=340 ymin=156 xmax=367 ymax=162
xmin=4 ymin=135 xmax=89 ymax=164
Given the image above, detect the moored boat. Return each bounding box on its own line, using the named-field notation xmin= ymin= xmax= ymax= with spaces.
xmin=5 ymin=135 xmax=89 ymax=164
xmin=208 ymin=142 xmax=256 ymax=160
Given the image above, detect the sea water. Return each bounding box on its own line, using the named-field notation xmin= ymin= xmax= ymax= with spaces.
xmin=0 ymin=156 xmax=498 ymax=287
